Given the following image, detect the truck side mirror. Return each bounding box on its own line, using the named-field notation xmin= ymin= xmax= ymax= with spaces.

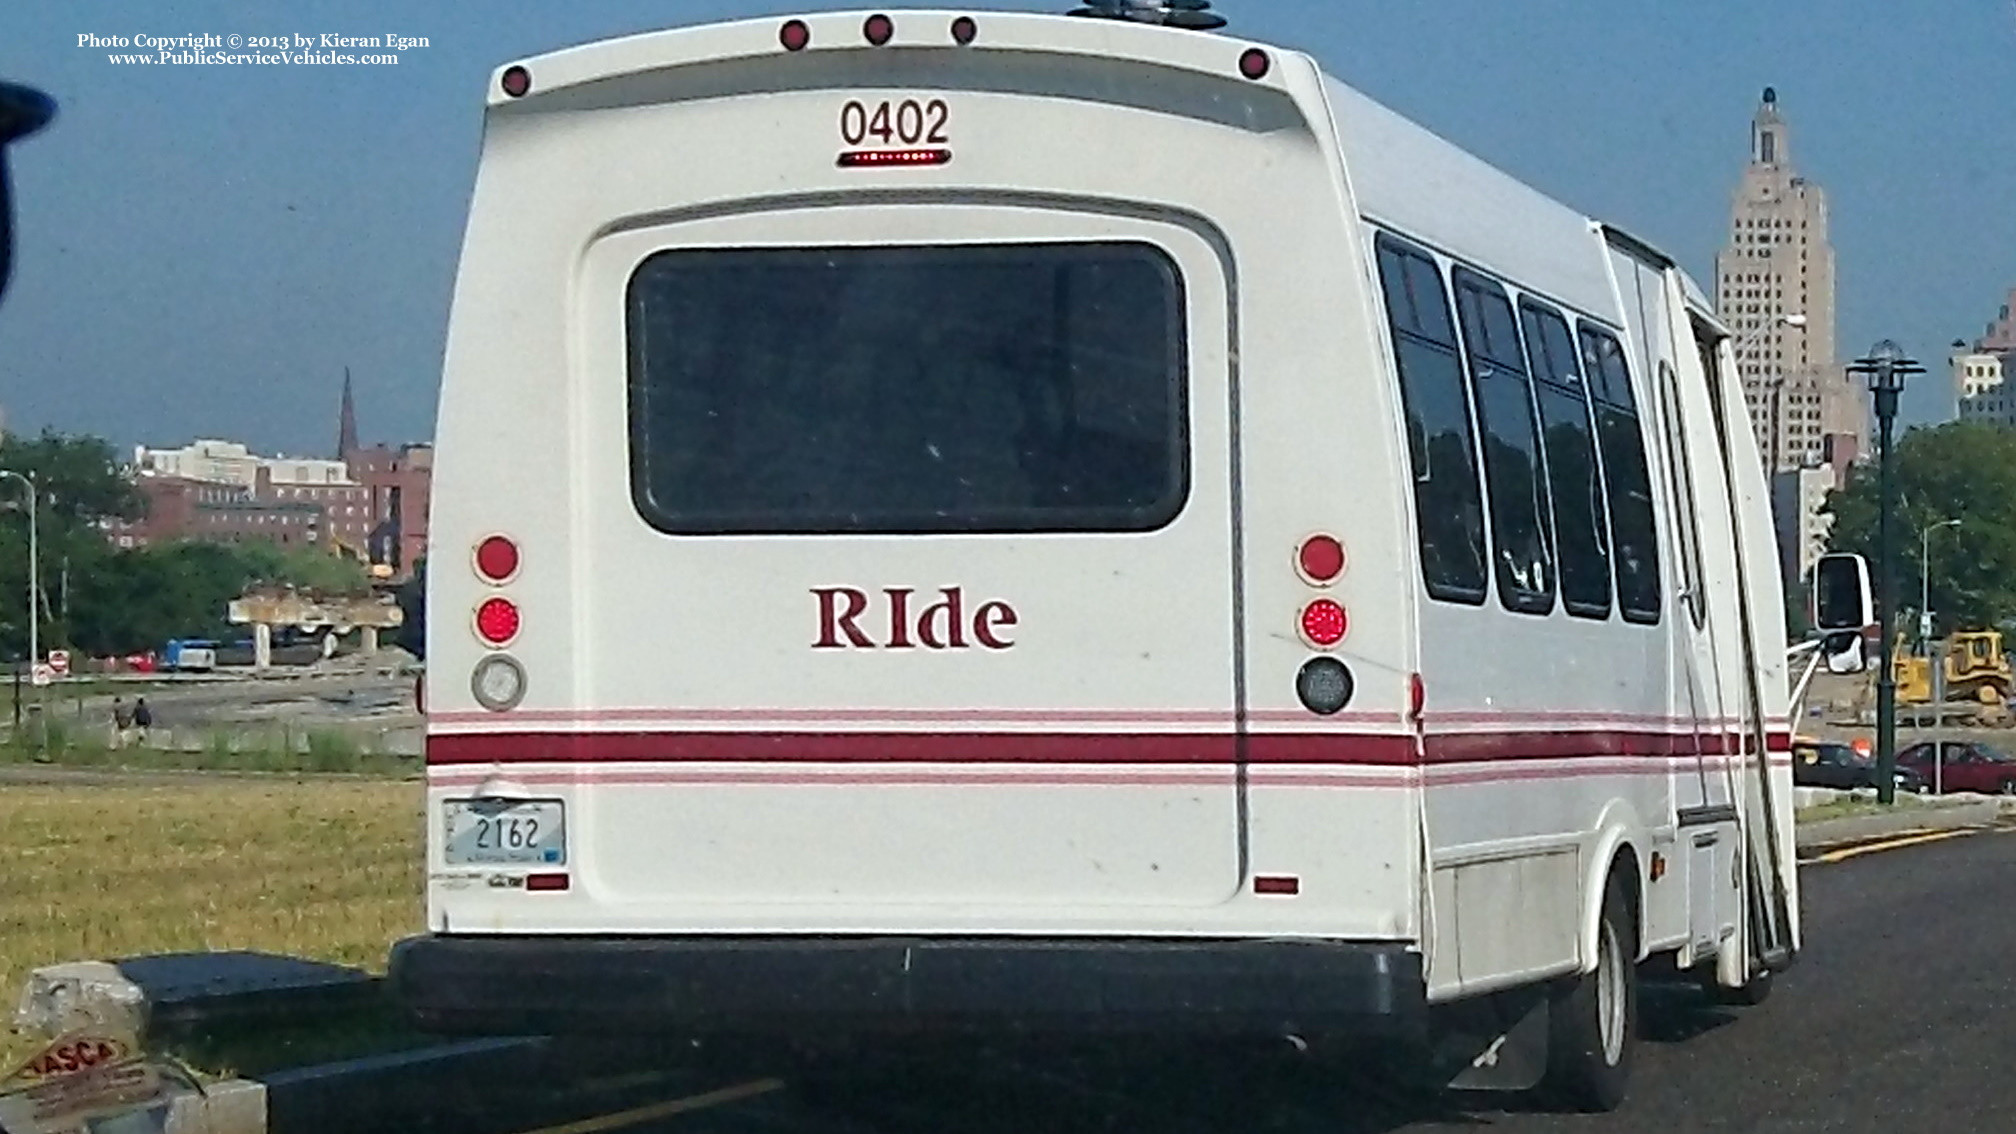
xmin=1813 ymin=552 xmax=1874 ymax=674
xmin=0 ymin=81 xmax=57 ymax=307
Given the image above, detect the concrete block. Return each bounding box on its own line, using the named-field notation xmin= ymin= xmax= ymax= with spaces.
xmin=14 ymin=960 xmax=148 ymax=1038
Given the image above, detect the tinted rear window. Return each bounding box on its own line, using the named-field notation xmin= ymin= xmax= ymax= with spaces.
xmin=627 ymin=242 xmax=1188 ymax=534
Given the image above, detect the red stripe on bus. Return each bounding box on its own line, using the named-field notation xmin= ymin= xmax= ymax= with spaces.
xmin=425 ymin=730 xmax=1789 ymax=767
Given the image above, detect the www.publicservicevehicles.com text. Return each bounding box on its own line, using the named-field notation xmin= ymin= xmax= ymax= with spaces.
xmin=79 ymin=33 xmax=429 ymax=66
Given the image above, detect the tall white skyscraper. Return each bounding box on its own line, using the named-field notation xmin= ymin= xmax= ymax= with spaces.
xmin=1714 ymin=88 xmax=1861 ymax=473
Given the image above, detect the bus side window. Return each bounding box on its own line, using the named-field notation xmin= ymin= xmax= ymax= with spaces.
xmin=1519 ymin=299 xmax=1612 ymax=620
xmin=1373 ymin=235 xmax=1487 ymax=605
xmin=1452 ymin=268 xmax=1555 ymax=616
xmin=1577 ymin=325 xmax=1662 ymax=625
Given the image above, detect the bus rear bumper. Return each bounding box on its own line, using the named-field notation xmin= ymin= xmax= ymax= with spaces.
xmin=389 ymin=934 xmax=1426 ymax=1037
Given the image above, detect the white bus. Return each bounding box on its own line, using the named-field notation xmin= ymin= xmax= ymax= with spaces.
xmin=392 ymin=5 xmax=1797 ymax=1110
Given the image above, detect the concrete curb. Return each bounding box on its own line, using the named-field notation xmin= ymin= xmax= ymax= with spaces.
xmin=162 ymin=1077 xmax=265 ymax=1134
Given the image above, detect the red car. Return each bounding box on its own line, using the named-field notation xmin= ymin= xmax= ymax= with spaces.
xmin=1894 ymin=741 xmax=2016 ymax=794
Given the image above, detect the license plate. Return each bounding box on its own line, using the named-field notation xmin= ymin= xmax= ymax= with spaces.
xmin=443 ymin=799 xmax=566 ymax=866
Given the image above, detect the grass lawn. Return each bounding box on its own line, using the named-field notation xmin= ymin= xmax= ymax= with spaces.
xmin=0 ymin=776 xmax=425 ymax=1074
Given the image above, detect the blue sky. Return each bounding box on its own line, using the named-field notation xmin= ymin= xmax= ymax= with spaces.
xmin=0 ymin=0 xmax=2010 ymax=455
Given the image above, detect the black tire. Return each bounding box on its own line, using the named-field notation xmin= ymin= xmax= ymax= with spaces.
xmin=1539 ymin=873 xmax=1637 ymax=1112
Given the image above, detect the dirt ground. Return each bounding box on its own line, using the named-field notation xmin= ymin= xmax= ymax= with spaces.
xmin=10 ymin=649 xmax=422 ymax=756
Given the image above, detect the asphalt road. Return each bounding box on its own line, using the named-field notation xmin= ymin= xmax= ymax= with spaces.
xmin=452 ymin=829 xmax=2016 ymax=1134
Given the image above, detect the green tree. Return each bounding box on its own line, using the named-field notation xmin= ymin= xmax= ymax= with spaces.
xmin=1823 ymin=421 xmax=2016 ymax=634
xmin=0 ymin=430 xmax=375 ymax=657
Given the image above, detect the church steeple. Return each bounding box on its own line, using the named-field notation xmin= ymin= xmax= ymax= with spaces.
xmin=1751 ymin=86 xmax=1787 ymax=168
xmin=338 ymin=368 xmax=359 ymax=459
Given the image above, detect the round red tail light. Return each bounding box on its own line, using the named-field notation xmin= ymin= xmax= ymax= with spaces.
xmin=474 ymin=534 xmax=520 ymax=584
xmin=1297 ymin=534 xmax=1346 ymax=585
xmin=864 ymin=14 xmax=894 ymax=45
xmin=1238 ymin=48 xmax=1271 ymax=80
xmin=1300 ymin=599 xmax=1349 ymax=648
xmin=780 ymin=19 xmax=810 ymax=51
xmin=499 ymin=65 xmax=531 ymax=98
xmin=475 ymin=597 xmax=521 ymax=647
xmin=951 ymin=16 xmax=977 ymax=45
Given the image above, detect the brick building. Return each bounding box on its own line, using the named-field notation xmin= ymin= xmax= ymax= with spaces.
xmin=113 ymin=374 xmax=432 ymax=578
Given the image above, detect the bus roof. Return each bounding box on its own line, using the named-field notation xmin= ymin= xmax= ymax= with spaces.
xmin=485 ymin=9 xmax=1306 ymax=108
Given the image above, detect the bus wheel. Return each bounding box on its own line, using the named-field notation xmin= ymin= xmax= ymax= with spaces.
xmin=1540 ymin=876 xmax=1636 ymax=1112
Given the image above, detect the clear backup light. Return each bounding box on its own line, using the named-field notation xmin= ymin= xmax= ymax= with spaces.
xmin=1296 ymin=657 xmax=1354 ymax=715
xmin=471 ymin=654 xmax=527 ymax=712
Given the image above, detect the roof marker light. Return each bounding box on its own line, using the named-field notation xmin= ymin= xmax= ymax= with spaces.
xmin=499 ymin=66 xmax=531 ymax=98
xmin=1238 ymin=48 xmax=1270 ymax=80
xmin=1297 ymin=534 xmax=1346 ymax=585
xmin=864 ymin=14 xmax=894 ymax=45
xmin=780 ymin=20 xmax=811 ymax=51
xmin=951 ymin=16 xmax=978 ymax=45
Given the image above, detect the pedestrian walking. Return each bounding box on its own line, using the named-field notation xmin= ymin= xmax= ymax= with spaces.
xmin=132 ymin=696 xmax=153 ymax=744
xmin=111 ymin=696 xmax=133 ymax=749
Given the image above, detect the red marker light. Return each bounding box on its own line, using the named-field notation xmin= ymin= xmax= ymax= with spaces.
xmin=1300 ymin=599 xmax=1348 ymax=648
xmin=864 ymin=14 xmax=894 ymax=45
xmin=837 ymin=148 xmax=952 ymax=168
xmin=1238 ymin=48 xmax=1270 ymax=80
xmin=1297 ymin=534 xmax=1346 ymax=585
xmin=1253 ymin=875 xmax=1300 ymax=895
xmin=951 ymin=16 xmax=977 ymax=45
xmin=499 ymin=66 xmax=531 ymax=98
xmin=474 ymin=534 xmax=519 ymax=584
xmin=475 ymin=597 xmax=521 ymax=647
xmin=525 ymin=872 xmax=570 ymax=892
xmin=779 ymin=19 xmax=811 ymax=51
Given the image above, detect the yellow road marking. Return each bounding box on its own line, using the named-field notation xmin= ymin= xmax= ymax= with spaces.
xmin=1809 ymin=827 xmax=1978 ymax=865
xmin=515 ymin=1078 xmax=784 ymax=1134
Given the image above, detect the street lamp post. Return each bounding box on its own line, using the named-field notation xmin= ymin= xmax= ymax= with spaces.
xmin=1920 ymin=518 xmax=1959 ymax=647
xmin=1918 ymin=518 xmax=1960 ymax=733
xmin=1733 ymin=313 xmax=1808 ymax=471
xmin=0 ymin=469 xmax=36 ymax=676
xmin=1848 ymin=341 xmax=1925 ymax=805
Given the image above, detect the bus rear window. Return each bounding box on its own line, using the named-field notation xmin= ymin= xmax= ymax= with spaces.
xmin=626 ymin=242 xmax=1188 ymax=535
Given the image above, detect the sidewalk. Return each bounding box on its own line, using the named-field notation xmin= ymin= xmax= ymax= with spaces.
xmin=1795 ymin=795 xmax=2014 ymax=854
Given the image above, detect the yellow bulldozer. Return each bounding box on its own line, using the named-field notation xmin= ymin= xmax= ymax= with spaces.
xmin=1893 ymin=630 xmax=2014 ymax=724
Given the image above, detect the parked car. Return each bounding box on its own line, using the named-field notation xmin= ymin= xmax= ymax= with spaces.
xmin=1894 ymin=741 xmax=2016 ymax=794
xmin=1793 ymin=739 xmax=1927 ymax=794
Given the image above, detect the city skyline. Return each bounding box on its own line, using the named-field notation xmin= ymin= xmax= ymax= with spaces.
xmin=0 ymin=0 xmax=2011 ymax=454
